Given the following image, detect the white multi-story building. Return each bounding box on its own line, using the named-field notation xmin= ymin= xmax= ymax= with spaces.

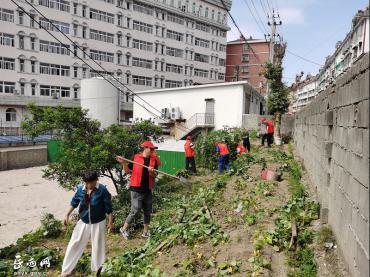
xmin=291 ymin=75 xmax=318 ymax=113
xmin=0 ymin=0 xmax=231 ymax=131
xmin=317 ymin=6 xmax=369 ymax=92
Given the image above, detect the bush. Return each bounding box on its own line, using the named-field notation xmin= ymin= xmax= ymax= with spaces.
xmin=195 ymin=129 xmax=243 ymax=170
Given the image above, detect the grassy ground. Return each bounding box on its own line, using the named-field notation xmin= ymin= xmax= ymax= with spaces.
xmin=0 ymin=142 xmax=348 ymax=277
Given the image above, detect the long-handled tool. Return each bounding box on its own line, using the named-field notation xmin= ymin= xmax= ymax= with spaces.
xmin=117 ymin=156 xmax=191 ymax=187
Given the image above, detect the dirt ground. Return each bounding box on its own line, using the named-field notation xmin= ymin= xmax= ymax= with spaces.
xmin=0 ymin=166 xmax=116 ymax=248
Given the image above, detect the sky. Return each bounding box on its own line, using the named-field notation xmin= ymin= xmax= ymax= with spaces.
xmin=227 ymin=0 xmax=369 ymax=85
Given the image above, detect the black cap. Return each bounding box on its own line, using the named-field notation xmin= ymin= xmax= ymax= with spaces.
xmin=81 ymin=169 xmax=98 ymax=182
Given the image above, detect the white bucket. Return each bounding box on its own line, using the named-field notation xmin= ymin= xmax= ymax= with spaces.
xmin=274 ymin=136 xmax=282 ymax=145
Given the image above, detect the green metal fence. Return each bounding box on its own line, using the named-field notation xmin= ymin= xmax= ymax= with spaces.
xmin=156 ymin=150 xmax=185 ymax=175
xmin=47 ymin=140 xmax=63 ymax=162
xmin=47 ymin=140 xmax=185 ymax=175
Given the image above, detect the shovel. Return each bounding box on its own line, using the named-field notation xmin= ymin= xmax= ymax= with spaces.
xmin=117 ymin=156 xmax=191 ymax=189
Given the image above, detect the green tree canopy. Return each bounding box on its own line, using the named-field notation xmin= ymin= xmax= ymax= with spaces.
xmin=22 ymin=104 xmax=162 ymax=193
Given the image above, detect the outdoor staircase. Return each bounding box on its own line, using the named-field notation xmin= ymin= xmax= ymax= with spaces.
xmin=175 ymin=113 xmax=215 ymax=140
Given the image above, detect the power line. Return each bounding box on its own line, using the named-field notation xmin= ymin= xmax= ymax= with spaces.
xmin=265 ymin=0 xmax=273 ymax=13
xmin=219 ymin=0 xmax=265 ymax=65
xmin=12 ymin=0 xmax=192 ymax=133
xmin=286 ymin=49 xmax=323 ymax=66
xmin=18 ymin=0 xmax=178 ymax=124
xmin=250 ymin=0 xmax=269 ymax=34
xmin=242 ymin=0 xmax=268 ymax=34
xmin=259 ymin=0 xmax=269 ymax=18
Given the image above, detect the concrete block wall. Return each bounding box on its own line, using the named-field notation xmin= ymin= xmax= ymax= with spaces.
xmin=293 ymin=53 xmax=369 ymax=277
xmin=241 ymin=114 xmax=273 ymax=130
xmin=0 ymin=146 xmax=47 ymax=171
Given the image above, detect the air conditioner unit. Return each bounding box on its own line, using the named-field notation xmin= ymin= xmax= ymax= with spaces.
xmin=170 ymin=107 xmax=181 ymax=120
xmin=161 ymin=108 xmax=170 ymax=119
xmin=13 ymin=90 xmax=19 ymax=95
xmin=52 ymin=92 xmax=59 ymax=99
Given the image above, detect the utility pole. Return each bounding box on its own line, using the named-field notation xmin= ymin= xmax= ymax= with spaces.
xmin=234 ymin=65 xmax=240 ymax=81
xmin=266 ymin=10 xmax=282 ymax=99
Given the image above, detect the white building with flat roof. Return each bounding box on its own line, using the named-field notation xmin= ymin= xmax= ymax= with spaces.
xmin=0 ymin=0 xmax=231 ymax=133
xmin=292 ymin=75 xmax=318 ymax=113
xmin=133 ymin=81 xmax=264 ymax=139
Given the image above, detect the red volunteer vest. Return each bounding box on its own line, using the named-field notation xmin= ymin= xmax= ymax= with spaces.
xmin=217 ymin=143 xmax=230 ymax=156
xmin=184 ymin=140 xmax=195 ymax=157
xmin=237 ymin=144 xmax=247 ymax=155
xmin=266 ymin=120 xmax=274 ymax=134
xmin=130 ymin=153 xmax=157 ymax=190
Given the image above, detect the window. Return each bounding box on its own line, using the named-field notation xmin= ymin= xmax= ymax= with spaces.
xmin=133 ymin=3 xmax=153 ymax=15
xmin=117 ymin=14 xmax=122 ymax=26
xmin=61 ymin=87 xmax=70 ymax=97
xmin=73 ymin=66 xmax=78 ymax=77
xmin=31 ymin=84 xmax=36 ymax=95
xmin=0 ymin=33 xmax=14 ymax=47
xmin=0 ymin=8 xmax=14 ymax=23
xmin=38 ymin=0 xmax=70 ymax=12
xmin=166 ymin=30 xmax=183 ymax=41
xmin=40 ymin=62 xmax=70 ymax=76
xmin=73 ymin=24 xmax=77 ymax=36
xmin=90 ymin=49 xmax=114 ymax=63
xmin=242 ymin=54 xmax=249 ymax=62
xmin=73 ymin=3 xmax=77 ymax=14
xmin=117 ymin=33 xmax=122 ymax=45
xmin=30 ymin=37 xmax=36 ymax=50
xmin=90 ymin=29 xmax=114 ymax=43
xmin=166 ymin=63 xmax=183 ymax=74
xmin=219 ymin=44 xmax=226 ymax=52
xmin=82 ymin=67 xmax=87 ymax=78
xmin=218 ymin=73 xmax=225 ymax=80
xmin=39 ymin=18 xmax=70 ymax=34
xmin=132 ymin=39 xmax=153 ymax=51
xmin=117 ymin=53 xmax=122 ymax=64
xmin=132 ymin=75 xmax=152 ymax=86
xmin=82 ymin=26 xmax=87 ymax=38
xmin=194 ymin=52 xmax=209 ymax=63
xmin=195 ymin=37 xmax=209 ymax=48
xmin=20 ymin=83 xmax=25 ymax=95
xmin=74 ymin=87 xmax=78 ymax=98
xmin=90 ymin=70 xmax=113 ymax=77
xmin=205 ymin=7 xmax=208 ymax=17
xmin=40 ymin=85 xmax=51 ymax=96
xmin=0 ymin=57 xmax=15 ymax=70
xmin=166 ymin=46 xmax=183 ymax=57
xmin=30 ymin=15 xmax=36 ymax=28
xmin=133 ymin=21 xmax=153 ymax=34
xmin=5 ymin=108 xmax=16 ymax=122
xmin=40 ymin=40 xmax=69 ymax=55
xmin=132 ymin=57 xmax=152 ymax=69
xmin=82 ymin=5 xmax=86 ymax=17
xmin=165 ymin=80 xmax=182 ymax=88
xmin=19 ymin=59 xmax=25 ymax=72
xmin=19 ymin=35 xmax=24 ymax=49
xmin=195 ymin=22 xmax=210 ymax=32
xmin=194 ymin=68 xmax=208 ymax=78
xmin=73 ymin=45 xmax=77 ymax=56
xmin=18 ymin=11 xmax=24 ymax=24
xmin=243 ymin=44 xmax=249 ymax=51
xmin=167 ymin=13 xmax=184 ymax=25
xmin=0 ymin=82 xmax=16 ymax=93
xmin=31 ymin=61 xmax=36 ymax=73
xmin=90 ymin=8 xmax=114 ymax=24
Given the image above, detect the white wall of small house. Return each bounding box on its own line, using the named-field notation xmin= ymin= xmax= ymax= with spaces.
xmin=134 ymin=83 xmax=249 ymax=130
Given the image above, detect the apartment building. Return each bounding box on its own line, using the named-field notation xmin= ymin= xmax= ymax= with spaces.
xmin=0 ymin=0 xmax=231 ymax=130
xmin=225 ymin=36 xmax=270 ymax=95
xmin=317 ymin=6 xmax=369 ymax=92
xmin=291 ymin=75 xmax=318 ymax=113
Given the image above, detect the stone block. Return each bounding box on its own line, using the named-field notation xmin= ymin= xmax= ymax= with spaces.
xmin=355 ymin=99 xmax=369 ymax=128
xmin=348 ymin=152 xmax=369 ymax=189
xmin=320 ymin=207 xmax=329 ymax=224
xmin=325 ymin=110 xmax=334 ymax=126
xmin=357 ymin=181 xmax=369 ymax=221
xmin=363 ymin=129 xmax=369 ymax=160
xmin=348 ymin=128 xmax=364 ymax=155
xmin=324 ymin=141 xmax=333 ymax=158
xmin=356 ymin=242 xmax=369 ymax=277
xmin=352 ymin=211 xmax=369 ymax=261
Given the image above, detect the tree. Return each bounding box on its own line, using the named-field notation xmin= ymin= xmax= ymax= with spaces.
xmin=21 ymin=104 xmax=162 ymax=193
xmin=263 ymin=62 xmax=289 ymax=137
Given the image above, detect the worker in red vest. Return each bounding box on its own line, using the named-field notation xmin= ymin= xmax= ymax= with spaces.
xmin=216 ymin=141 xmax=230 ymax=173
xmin=236 ymin=141 xmax=247 ymax=156
xmin=116 ymin=141 xmax=160 ymax=240
xmin=184 ymin=136 xmax=196 ymax=174
xmin=261 ymin=118 xmax=275 ymax=147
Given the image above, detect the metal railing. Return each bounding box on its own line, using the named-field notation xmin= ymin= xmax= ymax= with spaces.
xmin=175 ymin=113 xmax=215 ymax=140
